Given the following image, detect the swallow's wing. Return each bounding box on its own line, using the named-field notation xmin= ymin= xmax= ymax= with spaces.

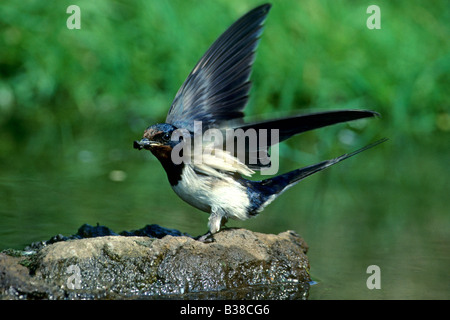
xmin=166 ymin=4 xmax=271 ymax=132
xmin=225 ymin=110 xmax=380 ymax=169
xmin=234 ymin=110 xmax=379 ymax=145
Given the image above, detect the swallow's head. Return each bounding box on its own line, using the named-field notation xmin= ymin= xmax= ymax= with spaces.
xmin=133 ymin=123 xmax=180 ymax=159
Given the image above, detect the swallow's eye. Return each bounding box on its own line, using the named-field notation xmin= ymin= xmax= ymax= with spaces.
xmin=162 ymin=132 xmax=171 ymax=142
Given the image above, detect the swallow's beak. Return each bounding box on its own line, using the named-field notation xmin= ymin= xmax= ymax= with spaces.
xmin=133 ymin=138 xmax=158 ymax=150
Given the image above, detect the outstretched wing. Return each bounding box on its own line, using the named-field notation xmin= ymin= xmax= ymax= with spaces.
xmin=234 ymin=110 xmax=380 ymax=145
xmin=225 ymin=109 xmax=380 ymax=169
xmin=166 ymin=4 xmax=271 ymax=131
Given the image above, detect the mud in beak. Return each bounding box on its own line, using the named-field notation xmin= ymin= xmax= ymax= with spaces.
xmin=133 ymin=138 xmax=158 ymax=150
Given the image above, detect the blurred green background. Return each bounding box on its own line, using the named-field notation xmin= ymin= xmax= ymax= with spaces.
xmin=0 ymin=0 xmax=448 ymax=299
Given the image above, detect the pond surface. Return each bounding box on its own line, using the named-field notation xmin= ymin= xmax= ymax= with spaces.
xmin=0 ymin=139 xmax=448 ymax=299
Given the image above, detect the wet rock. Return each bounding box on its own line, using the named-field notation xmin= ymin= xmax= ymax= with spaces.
xmin=0 ymin=253 xmax=57 ymax=299
xmin=1 ymin=226 xmax=310 ymax=299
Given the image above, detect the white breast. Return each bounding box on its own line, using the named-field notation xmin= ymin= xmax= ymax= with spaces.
xmin=172 ymin=164 xmax=250 ymax=221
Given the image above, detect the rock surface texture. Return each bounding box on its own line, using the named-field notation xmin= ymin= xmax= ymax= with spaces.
xmin=1 ymin=226 xmax=310 ymax=299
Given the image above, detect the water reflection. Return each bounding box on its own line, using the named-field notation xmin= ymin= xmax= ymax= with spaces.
xmin=0 ymin=141 xmax=448 ymax=299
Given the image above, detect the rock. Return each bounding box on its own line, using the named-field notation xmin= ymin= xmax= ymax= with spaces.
xmin=0 ymin=253 xmax=57 ymax=299
xmin=1 ymin=227 xmax=310 ymax=299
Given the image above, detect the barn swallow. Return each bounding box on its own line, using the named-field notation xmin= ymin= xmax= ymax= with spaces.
xmin=134 ymin=3 xmax=386 ymax=240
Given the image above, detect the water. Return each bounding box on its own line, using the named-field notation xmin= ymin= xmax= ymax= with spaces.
xmin=0 ymin=140 xmax=448 ymax=299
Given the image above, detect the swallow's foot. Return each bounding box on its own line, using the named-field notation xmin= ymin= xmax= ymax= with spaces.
xmin=194 ymin=231 xmax=215 ymax=243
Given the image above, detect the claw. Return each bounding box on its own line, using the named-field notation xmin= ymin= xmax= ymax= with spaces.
xmin=194 ymin=231 xmax=215 ymax=243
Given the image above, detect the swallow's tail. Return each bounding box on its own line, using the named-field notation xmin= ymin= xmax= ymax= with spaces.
xmin=244 ymin=138 xmax=387 ymax=215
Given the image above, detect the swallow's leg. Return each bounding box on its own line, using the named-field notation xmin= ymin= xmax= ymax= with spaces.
xmin=208 ymin=208 xmax=225 ymax=233
xmin=194 ymin=209 xmax=229 ymax=243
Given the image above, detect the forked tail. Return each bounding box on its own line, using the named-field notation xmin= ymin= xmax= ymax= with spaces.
xmin=244 ymin=138 xmax=388 ymax=214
